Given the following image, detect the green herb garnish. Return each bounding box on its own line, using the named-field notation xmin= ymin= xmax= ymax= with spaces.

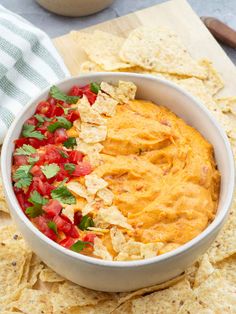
xmin=90 ymin=82 xmax=101 ymax=94
xmin=47 ymin=117 xmax=72 ymax=133
xmin=22 ymin=124 xmax=45 ymax=140
xmin=58 ymin=150 xmax=68 ymax=159
xmin=63 ymin=137 xmax=77 ymax=149
xmin=28 ymin=156 xmax=40 ymax=165
xmin=70 ymin=240 xmax=93 ymax=252
xmin=49 ymin=86 xmax=80 ymax=104
xmin=51 ymin=186 xmax=76 ymax=205
xmin=14 ymin=144 xmax=36 ymax=156
xmin=79 ymin=215 xmax=95 ymax=231
xmin=47 ymin=221 xmax=58 ymax=235
xmin=26 ymin=191 xmax=48 ymax=218
xmin=13 ymin=165 xmax=32 ymax=188
xmin=41 ymin=163 xmax=60 ymax=179
xmin=64 ymin=163 xmax=76 ymax=175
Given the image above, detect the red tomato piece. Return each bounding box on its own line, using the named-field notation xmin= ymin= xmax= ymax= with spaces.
xmin=14 ymin=138 xmax=29 ymax=148
xmin=30 ymin=165 xmax=46 ymax=181
xmin=48 ymin=97 xmax=57 ymax=106
xmin=68 ymin=150 xmax=84 ymax=163
xmin=44 ymin=145 xmax=63 ymax=164
xmin=69 ymin=225 xmax=79 ymax=238
xmin=71 ymin=162 xmax=92 ymax=177
xmin=54 ymin=164 xmax=69 ymax=182
xmin=83 ymin=233 xmax=96 ymax=243
xmin=42 ymin=199 xmax=62 ymax=217
xmin=36 ymin=101 xmax=54 ymax=117
xmin=16 ymin=192 xmax=31 ymax=211
xmin=59 ymin=236 xmax=75 ymax=248
xmin=28 ymin=138 xmax=46 ymax=149
xmin=28 ymin=177 xmax=54 ymax=197
xmin=51 ymin=105 xmax=64 ymax=117
xmin=33 ymin=216 xmax=57 ymax=241
xmin=26 ymin=117 xmax=38 ymax=126
xmin=54 ymin=128 xmax=68 ymax=144
xmin=74 ymin=211 xmax=82 ymax=226
xmin=68 ymin=85 xmax=83 ymax=97
xmin=84 ymin=90 xmax=97 ymax=105
xmin=53 ymin=215 xmax=72 ymax=234
xmin=13 ymin=155 xmax=28 ymax=166
xmin=66 ymin=110 xmax=80 ymax=122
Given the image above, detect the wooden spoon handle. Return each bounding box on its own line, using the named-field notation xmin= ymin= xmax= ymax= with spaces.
xmin=201 ymin=16 xmax=236 ymax=49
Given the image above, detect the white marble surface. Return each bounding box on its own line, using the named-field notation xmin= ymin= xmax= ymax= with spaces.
xmin=1 ymin=0 xmax=236 ymax=64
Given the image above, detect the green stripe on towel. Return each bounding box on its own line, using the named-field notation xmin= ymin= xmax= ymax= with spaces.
xmin=0 ymin=76 xmax=30 ymax=104
xmin=0 ymin=106 xmax=15 ymax=127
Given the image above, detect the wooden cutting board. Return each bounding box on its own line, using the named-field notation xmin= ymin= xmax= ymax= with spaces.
xmin=53 ymin=0 xmax=236 ymax=97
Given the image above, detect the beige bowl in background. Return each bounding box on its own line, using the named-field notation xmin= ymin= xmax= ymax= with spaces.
xmin=36 ymin=0 xmax=114 ymax=17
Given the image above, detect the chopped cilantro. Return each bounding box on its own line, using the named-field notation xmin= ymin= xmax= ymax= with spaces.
xmin=51 ymin=185 xmax=76 ymax=205
xmin=79 ymin=215 xmax=95 ymax=230
xmin=49 ymin=86 xmax=80 ymax=104
xmin=47 ymin=117 xmax=72 ymax=133
xmin=90 ymin=82 xmax=101 ymax=94
xmin=58 ymin=150 xmax=68 ymax=159
xmin=47 ymin=221 xmax=58 ymax=235
xmin=22 ymin=124 xmax=45 ymax=140
xmin=13 ymin=165 xmax=32 ymax=188
xmin=26 ymin=191 xmax=48 ymax=218
xmin=34 ymin=114 xmax=51 ymax=126
xmin=14 ymin=144 xmax=36 ymax=156
xmin=63 ymin=137 xmax=76 ymax=149
xmin=64 ymin=163 xmax=75 ymax=174
xmin=70 ymin=240 xmax=93 ymax=253
xmin=58 ymin=104 xmax=76 ymax=115
xmin=28 ymin=156 xmax=39 ymax=165
xmin=41 ymin=163 xmax=60 ymax=179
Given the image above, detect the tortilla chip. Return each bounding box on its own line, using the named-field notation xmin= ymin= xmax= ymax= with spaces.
xmin=100 ymin=81 xmax=137 ymax=104
xmin=177 ymin=300 xmax=214 ymax=314
xmin=110 ymin=226 xmax=126 ymax=253
xmin=93 ymin=91 xmax=118 ymax=117
xmin=80 ymin=123 xmax=107 ymax=144
xmin=97 ymin=188 xmax=114 ymax=206
xmin=76 ymin=139 xmax=104 ymax=155
xmin=199 ymin=59 xmax=224 ymax=96
xmin=0 ymin=181 xmax=9 ymax=214
xmin=194 ymin=271 xmax=236 ymax=312
xmin=71 ymin=30 xmax=132 ymax=70
xmin=194 ymin=254 xmax=215 ymax=287
xmin=78 ymin=299 xmax=119 ymax=314
xmin=131 ymin=279 xmax=194 ymax=313
xmin=10 ymin=288 xmax=53 ymax=314
xmin=207 ymin=198 xmax=236 ymax=263
xmin=67 ymin=181 xmax=91 ymax=201
xmin=27 ymin=254 xmax=43 ymax=287
xmin=39 ymin=266 xmax=64 ymax=283
xmin=77 ymin=95 xmax=106 ymax=125
xmin=80 ymin=60 xmax=105 ymax=73
xmin=215 ymin=96 xmax=236 ymax=115
xmin=0 ymin=224 xmax=22 ymax=243
xmin=85 ymin=174 xmax=108 ymax=195
xmin=93 ymin=237 xmax=113 ymax=261
xmin=216 ymin=255 xmax=236 ymax=286
xmin=120 ymin=27 xmax=207 ymax=78
xmin=94 ymin=206 xmax=133 ymax=230
xmin=62 ymin=205 xmax=75 ymax=223
xmin=118 ymin=274 xmax=185 ymax=305
xmin=112 ymin=301 xmax=133 ymax=314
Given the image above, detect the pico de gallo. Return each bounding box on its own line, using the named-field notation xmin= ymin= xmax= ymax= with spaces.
xmin=12 ymin=83 xmax=100 ymax=254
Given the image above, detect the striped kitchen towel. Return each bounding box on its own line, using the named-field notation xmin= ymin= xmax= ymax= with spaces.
xmin=0 ymin=5 xmax=69 ymax=143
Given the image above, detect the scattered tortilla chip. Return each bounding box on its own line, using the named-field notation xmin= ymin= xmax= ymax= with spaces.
xmin=216 ymin=96 xmax=236 ymax=115
xmin=97 ymin=187 xmax=114 ymax=205
xmin=207 ymin=198 xmax=236 ymax=263
xmin=27 ymin=254 xmax=43 ymax=287
xmin=0 ymin=181 xmax=9 ymax=214
xmin=80 ymin=122 xmax=107 ymax=143
xmin=115 ymin=240 xmax=162 ymax=261
xmin=85 ymin=173 xmax=108 ymax=195
xmin=177 ymin=299 xmax=214 ymax=314
xmin=0 ymin=224 xmax=22 ymax=243
xmin=120 ymin=27 xmax=207 ymax=78
xmin=216 ymin=255 xmax=236 ymax=286
xmin=199 ymin=59 xmax=224 ymax=96
xmin=82 ymin=200 xmax=97 ymax=216
xmin=112 ymin=301 xmax=133 ymax=314
xmin=76 ymin=138 xmax=104 ymax=155
xmin=93 ymin=91 xmax=118 ymax=117
xmin=131 ymin=279 xmax=194 ymax=313
xmin=110 ymin=226 xmax=126 ymax=253
xmin=77 ymin=95 xmax=106 ymax=125
xmin=9 ymin=288 xmax=53 ymax=314
xmin=100 ymin=81 xmax=137 ymax=104
xmin=39 ymin=266 xmax=64 ymax=283
xmin=62 ymin=205 xmax=75 ymax=223
xmin=93 ymin=237 xmax=113 ymax=261
xmin=80 ymin=60 xmax=105 ymax=73
xmin=194 ymin=271 xmax=236 ymax=312
xmin=78 ymin=299 xmax=119 ymax=314
xmin=73 ymin=119 xmax=81 ymax=132
xmin=67 ymin=181 xmax=91 ymax=200
xmin=194 ymin=254 xmax=215 ymax=287
xmin=71 ymin=30 xmax=132 ymax=70
xmin=94 ymin=206 xmax=133 ymax=230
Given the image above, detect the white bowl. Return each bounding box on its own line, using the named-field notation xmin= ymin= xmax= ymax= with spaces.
xmin=36 ymin=0 xmax=114 ymax=17
xmin=1 ymin=73 xmax=235 ymax=292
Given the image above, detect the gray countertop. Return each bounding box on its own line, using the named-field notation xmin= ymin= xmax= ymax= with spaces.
xmin=1 ymin=0 xmax=236 ymax=64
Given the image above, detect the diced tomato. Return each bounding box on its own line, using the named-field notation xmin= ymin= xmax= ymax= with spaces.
xmin=45 ymin=131 xmax=55 ymax=145
xmin=30 ymin=165 xmax=46 ymax=181
xmin=68 ymin=150 xmax=84 ymax=163
xmin=54 ymin=128 xmax=68 ymax=144
xmin=83 ymin=233 xmax=96 ymax=243
xmin=28 ymin=138 xmax=46 ymax=149
xmin=36 ymin=101 xmax=54 ymax=117
xmin=84 ymin=90 xmax=97 ymax=105
xmin=26 ymin=117 xmax=38 ymax=126
xmin=14 ymin=138 xmax=29 ymax=148
xmin=71 ymin=162 xmax=92 ymax=177
xmin=51 ymin=105 xmax=64 ymax=117
xmin=54 ymin=164 xmax=69 ymax=181
xmin=42 ymin=199 xmax=62 ymax=217
xmin=68 ymin=85 xmax=83 ymax=97
xmin=66 ymin=110 xmax=80 ymax=122
xmin=53 ymin=215 xmax=72 ymax=234
xmin=59 ymin=236 xmax=75 ymax=248
xmin=13 ymin=155 xmax=28 ymax=166
xmin=16 ymin=192 xmax=31 ymax=211
xmin=69 ymin=225 xmax=79 ymax=238
xmin=44 ymin=145 xmax=63 ymax=164
xmin=28 ymin=177 xmax=54 ymax=197
xmin=74 ymin=211 xmax=82 ymax=226
xmin=33 ymin=216 xmax=57 ymax=241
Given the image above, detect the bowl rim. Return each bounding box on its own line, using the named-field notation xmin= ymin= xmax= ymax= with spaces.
xmin=1 ymin=72 xmax=235 ymax=268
